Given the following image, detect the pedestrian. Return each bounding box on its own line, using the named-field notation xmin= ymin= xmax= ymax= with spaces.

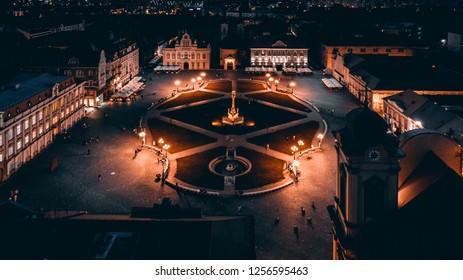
xmin=266 ymin=144 xmax=269 ymax=150
xmin=96 ymin=137 xmax=99 ymax=142
xmin=311 ymin=201 xmax=316 ymax=210
xmin=87 ymin=149 xmax=90 ymax=155
xmin=98 ymin=174 xmax=101 ymax=181
xmin=237 ymin=205 xmax=242 ymax=214
xmin=274 ymin=217 xmax=280 ymax=225
xmin=294 ymin=225 xmax=298 ymax=233
xmin=307 ymin=217 xmax=312 ymax=224
xmin=301 ymin=207 xmax=306 ymax=216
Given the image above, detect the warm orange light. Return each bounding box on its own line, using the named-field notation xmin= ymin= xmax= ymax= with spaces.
xmin=200 ymin=72 xmax=206 ymax=77
xmin=191 ymin=78 xmax=196 ymax=83
xmin=290 ymin=82 xmax=296 ymax=87
xmin=269 ymin=77 xmax=274 ymax=82
xmin=175 ymin=80 xmax=180 ymax=86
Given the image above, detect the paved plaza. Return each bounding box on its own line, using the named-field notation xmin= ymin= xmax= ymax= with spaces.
xmin=0 ymin=69 xmax=360 ymax=259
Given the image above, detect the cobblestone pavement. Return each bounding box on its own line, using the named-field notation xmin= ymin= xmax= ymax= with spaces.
xmin=0 ymin=69 xmax=360 ymax=260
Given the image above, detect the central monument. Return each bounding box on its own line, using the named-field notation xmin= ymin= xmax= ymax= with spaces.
xmin=222 ymin=90 xmax=244 ymax=125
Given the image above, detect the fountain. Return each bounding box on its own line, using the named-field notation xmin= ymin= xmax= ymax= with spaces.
xmin=222 ymin=90 xmax=244 ymax=125
xmin=209 ymin=147 xmax=252 ymax=191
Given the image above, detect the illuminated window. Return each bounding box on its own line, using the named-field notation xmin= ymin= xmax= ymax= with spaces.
xmin=16 ymin=124 xmax=21 ymax=135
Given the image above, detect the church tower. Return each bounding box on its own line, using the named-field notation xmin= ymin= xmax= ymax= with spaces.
xmin=328 ymin=107 xmax=405 ymax=259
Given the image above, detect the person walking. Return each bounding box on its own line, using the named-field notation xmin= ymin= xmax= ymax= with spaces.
xmin=98 ymin=174 xmax=101 ymax=181
xmin=87 ymin=149 xmax=91 ymax=155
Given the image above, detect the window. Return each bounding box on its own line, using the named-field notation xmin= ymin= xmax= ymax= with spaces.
xmin=88 ymin=70 xmax=94 ymax=76
xmin=347 ymin=48 xmax=353 ymax=53
xmin=386 ymin=48 xmax=392 ymax=53
xmin=39 ymin=126 xmax=43 ymax=135
xmin=360 ymin=48 xmax=366 ymax=53
xmin=9 ymin=147 xmax=13 ymax=157
xmin=0 ymin=153 xmax=2 ymax=162
xmin=203 ymin=53 xmax=206 ymax=59
xmin=398 ymin=48 xmax=404 ymax=52
xmin=45 ymin=121 xmax=49 ymax=130
xmin=38 ymin=111 xmax=43 ymax=121
xmin=166 ymin=53 xmax=170 ymax=59
xmin=25 ymin=135 xmax=29 ymax=145
xmin=76 ymin=70 xmax=84 ymax=77
xmin=24 ymin=120 xmax=29 ymax=130
xmin=32 ymin=130 xmax=36 ymax=139
xmin=16 ymin=124 xmax=21 ymax=135
xmin=7 ymin=129 xmax=13 ymax=141
xmin=373 ymin=48 xmax=379 ymax=53
xmin=196 ymin=53 xmax=200 ymax=59
xmin=32 ymin=115 xmax=36 ymax=125
xmin=0 ymin=135 xmax=2 ymax=146
xmin=52 ymin=116 xmax=58 ymax=125
xmin=17 ymin=141 xmax=21 ymax=150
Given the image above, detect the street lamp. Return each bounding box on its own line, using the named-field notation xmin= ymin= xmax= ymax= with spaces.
xmin=175 ymin=80 xmax=180 ymax=92
xmin=163 ymin=144 xmax=170 ymax=158
xmin=191 ymin=78 xmax=196 ymax=89
xmin=291 ymin=145 xmax=299 ymax=160
xmin=197 ymin=76 xmax=202 ymax=85
xmin=275 ymin=79 xmax=279 ymax=90
xmin=317 ymin=133 xmax=324 ymax=147
xmin=159 ymin=138 xmax=164 ymax=152
xmin=265 ymin=73 xmax=271 ymax=78
xmin=200 ymin=72 xmax=206 ymax=78
xmin=293 ymin=160 xmax=300 ymax=180
xmin=139 ymin=131 xmax=146 ymax=145
xmin=289 ymin=81 xmax=296 ymax=93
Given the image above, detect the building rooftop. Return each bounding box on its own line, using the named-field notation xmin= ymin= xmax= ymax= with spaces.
xmin=250 ymin=34 xmax=306 ymax=49
xmin=0 ymin=73 xmax=69 ymax=111
xmin=343 ymin=54 xmax=463 ymax=91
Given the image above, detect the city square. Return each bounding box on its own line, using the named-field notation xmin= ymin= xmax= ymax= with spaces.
xmin=0 ymin=69 xmax=360 ymax=259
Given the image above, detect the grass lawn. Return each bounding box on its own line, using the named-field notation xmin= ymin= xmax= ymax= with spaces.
xmin=175 ymin=147 xmax=227 ymax=190
xmin=175 ymin=147 xmax=285 ymax=190
xmin=204 ymin=81 xmax=232 ymax=92
xmin=248 ymin=121 xmax=320 ymax=155
xmin=157 ymin=91 xmax=223 ymax=110
xmin=235 ymin=147 xmax=285 ymax=190
xmin=236 ymin=81 xmax=266 ymax=93
xmin=162 ymin=98 xmax=306 ymax=135
xmin=246 ymin=92 xmax=310 ymax=112
xmin=147 ymin=118 xmax=216 ymax=153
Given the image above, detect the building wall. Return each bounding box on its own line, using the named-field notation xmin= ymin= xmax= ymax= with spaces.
xmin=220 ymin=48 xmax=238 ymax=67
xmin=0 ymin=78 xmax=85 ymax=182
xmin=162 ymin=32 xmax=210 ymax=70
xmin=250 ymin=47 xmax=308 ymax=68
xmin=322 ymin=45 xmax=415 ymax=69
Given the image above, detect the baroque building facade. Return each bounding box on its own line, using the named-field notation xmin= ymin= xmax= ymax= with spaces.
xmin=162 ymin=31 xmax=211 ymax=70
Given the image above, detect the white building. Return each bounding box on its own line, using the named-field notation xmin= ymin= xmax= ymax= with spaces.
xmin=0 ymin=73 xmax=85 ymax=181
xmin=162 ymin=31 xmax=210 ymax=70
xmin=250 ymin=36 xmax=308 ymax=69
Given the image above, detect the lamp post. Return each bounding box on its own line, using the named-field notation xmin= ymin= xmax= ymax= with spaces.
xmin=175 ymin=80 xmax=180 ymax=92
xmin=159 ymin=138 xmax=164 ymax=153
xmin=191 ymin=78 xmax=196 ymax=89
xmin=275 ymin=79 xmax=279 ymax=91
xmin=163 ymin=144 xmax=170 ymax=158
xmin=197 ymin=76 xmax=202 ymax=85
xmin=139 ymin=131 xmax=146 ymax=145
xmin=265 ymin=73 xmax=271 ymax=79
xmin=291 ymin=145 xmax=299 ymax=160
xmin=293 ymin=160 xmax=300 ymax=180
xmin=289 ymin=81 xmax=296 ymax=93
xmin=317 ymin=133 xmax=324 ymax=148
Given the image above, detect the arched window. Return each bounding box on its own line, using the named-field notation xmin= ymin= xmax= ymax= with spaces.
xmin=88 ymin=70 xmax=94 ymax=76
xmin=184 ymin=52 xmax=188 ymax=59
xmin=166 ymin=53 xmax=170 ymax=59
xmin=196 ymin=53 xmax=200 ymax=59
xmin=177 ymin=52 xmax=181 ymax=58
xmin=202 ymin=53 xmax=206 ymax=60
xmin=172 ymin=53 xmax=175 ymax=59
xmin=191 ymin=52 xmax=195 ymax=59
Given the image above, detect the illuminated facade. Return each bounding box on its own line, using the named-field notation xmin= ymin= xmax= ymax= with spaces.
xmin=0 ymin=74 xmax=85 ymax=181
xmin=250 ymin=38 xmax=308 ymax=68
xmin=162 ymin=32 xmax=211 ymax=70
